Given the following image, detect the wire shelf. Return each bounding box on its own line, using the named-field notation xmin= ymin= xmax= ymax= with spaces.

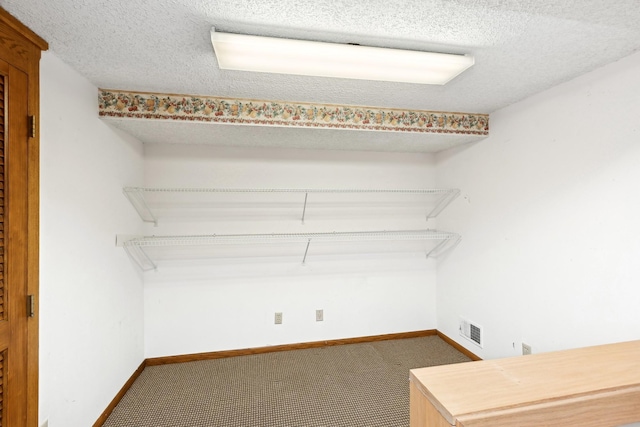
xmin=123 ymin=186 xmax=461 ymax=225
xmin=126 ymin=187 xmax=455 ymax=194
xmin=119 ymin=229 xmax=461 ymax=271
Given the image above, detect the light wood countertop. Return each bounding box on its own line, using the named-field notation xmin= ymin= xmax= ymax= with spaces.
xmin=410 ymin=340 xmax=640 ymax=427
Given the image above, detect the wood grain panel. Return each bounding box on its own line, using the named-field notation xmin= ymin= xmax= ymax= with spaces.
xmin=411 ymin=340 xmax=640 ymax=419
xmin=0 ymin=8 xmax=46 ymax=72
xmin=0 ymin=73 xmax=4 ymax=322
xmin=5 ymin=53 xmax=30 ymax=427
xmin=410 ymin=340 xmax=640 ymax=427
xmin=458 ymin=386 xmax=640 ymax=427
xmin=0 ymin=349 xmax=5 ymax=426
xmin=410 ymin=380 xmax=453 ymax=427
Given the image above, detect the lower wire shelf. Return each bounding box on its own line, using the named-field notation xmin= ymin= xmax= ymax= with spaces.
xmin=117 ymin=229 xmax=461 ymax=271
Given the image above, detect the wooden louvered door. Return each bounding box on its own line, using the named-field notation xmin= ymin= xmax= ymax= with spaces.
xmin=0 ymin=9 xmax=46 ymax=427
xmin=0 ymin=56 xmax=30 ymax=426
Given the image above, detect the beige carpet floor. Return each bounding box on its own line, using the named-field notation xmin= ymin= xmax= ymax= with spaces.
xmin=103 ymin=336 xmax=471 ymax=427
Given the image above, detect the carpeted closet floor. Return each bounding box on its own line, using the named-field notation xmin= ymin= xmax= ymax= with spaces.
xmin=103 ymin=336 xmax=471 ymax=427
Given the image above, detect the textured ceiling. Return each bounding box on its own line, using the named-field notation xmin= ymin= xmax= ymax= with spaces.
xmin=3 ymin=0 xmax=640 ymax=151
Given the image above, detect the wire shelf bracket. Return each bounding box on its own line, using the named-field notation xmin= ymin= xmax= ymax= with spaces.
xmin=123 ymin=187 xmax=158 ymax=226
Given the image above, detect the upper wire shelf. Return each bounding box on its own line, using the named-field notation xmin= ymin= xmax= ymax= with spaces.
xmin=123 ymin=187 xmax=461 ymax=225
xmin=118 ymin=229 xmax=461 ymax=271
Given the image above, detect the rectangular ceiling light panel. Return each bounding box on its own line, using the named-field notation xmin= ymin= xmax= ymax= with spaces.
xmin=210 ymin=28 xmax=474 ymax=85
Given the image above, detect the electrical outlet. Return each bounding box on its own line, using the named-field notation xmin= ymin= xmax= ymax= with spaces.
xmin=522 ymin=343 xmax=532 ymax=355
xmin=274 ymin=312 xmax=282 ymax=325
xmin=316 ymin=309 xmax=323 ymax=322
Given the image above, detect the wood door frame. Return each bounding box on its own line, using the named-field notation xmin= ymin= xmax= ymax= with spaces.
xmin=0 ymin=7 xmax=48 ymax=427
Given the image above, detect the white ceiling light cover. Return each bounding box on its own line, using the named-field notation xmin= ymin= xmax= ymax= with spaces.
xmin=210 ymin=28 xmax=474 ymax=85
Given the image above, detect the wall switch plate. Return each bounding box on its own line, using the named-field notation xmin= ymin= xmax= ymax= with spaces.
xmin=316 ymin=309 xmax=323 ymax=322
xmin=274 ymin=312 xmax=282 ymax=324
xmin=522 ymin=343 xmax=532 ymax=355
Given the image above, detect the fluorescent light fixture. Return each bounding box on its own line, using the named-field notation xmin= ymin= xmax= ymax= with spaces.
xmin=210 ymin=28 xmax=474 ymax=85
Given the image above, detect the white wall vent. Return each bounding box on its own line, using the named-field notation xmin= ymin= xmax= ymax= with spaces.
xmin=459 ymin=317 xmax=483 ymax=348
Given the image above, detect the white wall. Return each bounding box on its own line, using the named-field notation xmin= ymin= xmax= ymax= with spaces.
xmin=436 ymin=51 xmax=640 ymax=360
xmin=142 ymin=144 xmax=438 ymax=357
xmin=40 ymin=52 xmax=145 ymax=426
xmin=35 ymin=43 xmax=640 ymax=425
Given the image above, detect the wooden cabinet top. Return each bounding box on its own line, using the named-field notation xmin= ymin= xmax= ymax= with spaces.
xmin=410 ymin=340 xmax=640 ymax=427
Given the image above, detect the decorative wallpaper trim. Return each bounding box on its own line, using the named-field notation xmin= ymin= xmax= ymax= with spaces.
xmin=98 ymin=90 xmax=489 ymax=136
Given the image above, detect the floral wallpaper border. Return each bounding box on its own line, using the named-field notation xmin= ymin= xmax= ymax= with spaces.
xmin=98 ymin=90 xmax=489 ymax=136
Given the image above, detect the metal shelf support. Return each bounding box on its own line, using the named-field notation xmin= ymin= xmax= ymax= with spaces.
xmin=301 ymin=192 xmax=309 ymax=224
xmin=123 ymin=187 xmax=158 ymax=226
